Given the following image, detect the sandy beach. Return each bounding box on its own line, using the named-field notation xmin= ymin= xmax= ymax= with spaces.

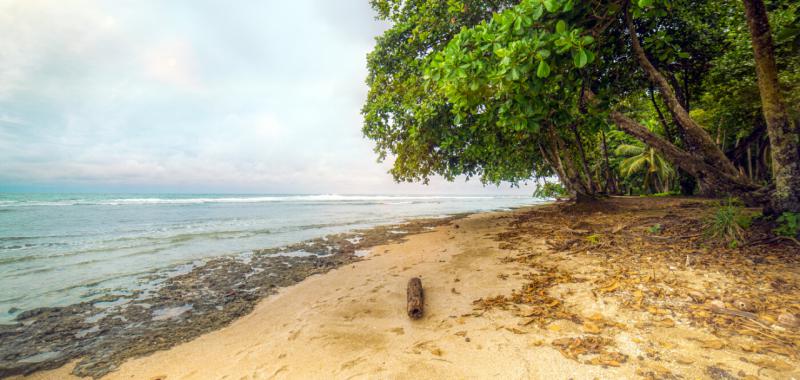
xmin=18 ymin=198 xmax=800 ymax=379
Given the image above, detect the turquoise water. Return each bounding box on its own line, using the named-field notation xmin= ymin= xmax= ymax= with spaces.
xmin=0 ymin=193 xmax=544 ymax=322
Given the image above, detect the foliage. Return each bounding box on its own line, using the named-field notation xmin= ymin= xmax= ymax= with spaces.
xmin=689 ymin=0 xmax=800 ymax=190
xmin=774 ymin=212 xmax=800 ymax=237
xmin=647 ymin=224 xmax=663 ymax=234
xmin=615 ymin=143 xmax=675 ymax=194
xmin=642 ymin=191 xmax=679 ymax=197
xmin=533 ymin=181 xmax=568 ymax=198
xmin=363 ymin=0 xmax=800 ymax=213
xmin=704 ymin=200 xmax=753 ymax=248
xmin=363 ymin=0 xmax=529 ymax=184
xmin=586 ymin=233 xmax=603 ymax=245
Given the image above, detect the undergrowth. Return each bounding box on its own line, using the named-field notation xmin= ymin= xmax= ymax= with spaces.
xmin=704 ymin=199 xmax=754 ymax=248
xmin=774 ymin=212 xmax=799 ymax=238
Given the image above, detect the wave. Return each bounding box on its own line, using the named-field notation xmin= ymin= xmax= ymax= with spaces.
xmin=0 ymin=194 xmax=510 ymax=207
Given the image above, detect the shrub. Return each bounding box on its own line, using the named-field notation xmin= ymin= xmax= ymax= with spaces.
xmin=704 ymin=200 xmax=753 ymax=248
xmin=774 ymin=212 xmax=800 ymax=238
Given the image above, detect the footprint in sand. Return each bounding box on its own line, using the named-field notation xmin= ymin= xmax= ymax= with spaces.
xmin=388 ymin=327 xmax=405 ymax=335
xmin=287 ymin=328 xmax=302 ymax=341
xmin=269 ymin=365 xmax=288 ymax=379
xmin=340 ymin=356 xmax=366 ymax=370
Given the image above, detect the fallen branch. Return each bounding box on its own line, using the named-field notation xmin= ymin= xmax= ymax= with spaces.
xmin=407 ymin=277 xmax=424 ymax=319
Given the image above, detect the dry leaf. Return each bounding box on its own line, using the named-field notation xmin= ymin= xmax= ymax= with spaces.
xmin=582 ymin=321 xmax=602 ymax=334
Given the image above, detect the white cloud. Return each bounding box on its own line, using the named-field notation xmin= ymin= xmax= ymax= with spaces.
xmin=0 ymin=0 xmax=533 ymax=195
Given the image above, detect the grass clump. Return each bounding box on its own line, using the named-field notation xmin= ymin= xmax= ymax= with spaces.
xmin=586 ymin=234 xmax=603 ymax=245
xmin=704 ymin=199 xmax=753 ymax=248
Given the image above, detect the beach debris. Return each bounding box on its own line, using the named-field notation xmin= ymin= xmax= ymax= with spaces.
xmin=407 ymin=277 xmax=424 ymax=319
xmin=705 ymin=365 xmax=738 ymax=380
xmin=550 ymin=336 xmax=628 ymax=367
xmin=778 ymin=313 xmax=799 ymax=328
xmin=732 ymin=298 xmax=757 ymax=312
xmin=708 ymin=302 xmax=758 ymax=320
xmin=687 ymin=290 xmax=706 ymax=303
xmin=480 ymin=197 xmax=800 ymax=375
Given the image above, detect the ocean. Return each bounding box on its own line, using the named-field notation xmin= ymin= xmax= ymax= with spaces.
xmin=0 ymin=193 xmax=544 ymax=323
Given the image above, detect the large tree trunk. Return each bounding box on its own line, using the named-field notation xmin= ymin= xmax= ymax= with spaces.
xmin=539 ymin=142 xmax=572 ymax=195
xmin=624 ymin=8 xmax=742 ymax=180
xmin=570 ymin=123 xmax=597 ymax=193
xmin=742 ymin=0 xmax=800 ymax=214
xmin=542 ymin=125 xmax=597 ymax=201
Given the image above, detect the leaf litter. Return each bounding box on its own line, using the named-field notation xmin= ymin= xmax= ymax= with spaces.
xmin=467 ymin=197 xmax=800 ymax=378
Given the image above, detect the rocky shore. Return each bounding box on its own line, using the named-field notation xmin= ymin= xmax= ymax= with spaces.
xmin=0 ymin=215 xmax=462 ymax=378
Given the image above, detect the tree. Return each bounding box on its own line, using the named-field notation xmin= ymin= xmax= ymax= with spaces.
xmin=741 ymin=0 xmax=800 ymax=213
xmin=362 ymin=0 xmax=799 ymax=210
xmin=615 ymin=143 xmax=675 ymax=194
xmin=363 ymin=0 xmax=539 ymax=186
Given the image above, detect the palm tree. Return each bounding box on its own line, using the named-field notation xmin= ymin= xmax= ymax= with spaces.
xmin=615 ymin=144 xmax=675 ymax=194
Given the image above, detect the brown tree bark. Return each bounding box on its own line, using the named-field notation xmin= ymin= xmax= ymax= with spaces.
xmin=742 ymin=0 xmax=800 ymax=213
xmin=570 ymin=123 xmax=597 ymax=193
xmin=407 ymin=277 xmax=424 ymax=319
xmin=542 ymin=125 xmax=596 ymax=200
xmin=600 ymin=129 xmax=618 ymax=194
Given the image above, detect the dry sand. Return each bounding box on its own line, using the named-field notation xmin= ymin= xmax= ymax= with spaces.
xmin=17 ymin=201 xmax=800 ymax=379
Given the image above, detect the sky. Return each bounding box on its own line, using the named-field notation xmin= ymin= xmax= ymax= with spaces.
xmin=0 ymin=0 xmax=534 ymax=195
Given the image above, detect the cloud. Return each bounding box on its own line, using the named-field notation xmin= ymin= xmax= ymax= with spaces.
xmin=0 ymin=0 xmax=532 ymax=195
xmin=143 ymin=39 xmax=203 ymax=91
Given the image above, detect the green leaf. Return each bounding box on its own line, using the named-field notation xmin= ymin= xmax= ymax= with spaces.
xmin=536 ymin=60 xmax=551 ymax=78
xmin=638 ymin=0 xmax=653 ymax=7
xmin=585 ymin=50 xmax=595 ymax=63
xmin=538 ymin=49 xmax=551 ymax=59
xmin=556 ymin=20 xmax=566 ymax=34
xmin=530 ymin=3 xmax=544 ymax=20
xmin=581 ymin=35 xmax=595 ymax=45
xmin=543 ymin=0 xmax=559 ymax=13
xmin=573 ymin=48 xmax=588 ymax=68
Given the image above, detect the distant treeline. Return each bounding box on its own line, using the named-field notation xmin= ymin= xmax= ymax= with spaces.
xmin=362 ymin=0 xmax=799 ymax=214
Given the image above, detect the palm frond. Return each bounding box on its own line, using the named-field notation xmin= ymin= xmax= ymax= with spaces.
xmin=614 ymin=144 xmax=644 ymax=157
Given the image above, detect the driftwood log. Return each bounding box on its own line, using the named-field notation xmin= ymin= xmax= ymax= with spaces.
xmin=407 ymin=277 xmax=424 ymax=319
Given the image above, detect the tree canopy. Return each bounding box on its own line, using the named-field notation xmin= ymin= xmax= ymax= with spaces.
xmin=364 ymin=0 xmax=800 ymax=213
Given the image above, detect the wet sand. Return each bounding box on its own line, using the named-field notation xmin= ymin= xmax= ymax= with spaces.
xmin=16 ymin=198 xmax=800 ymax=379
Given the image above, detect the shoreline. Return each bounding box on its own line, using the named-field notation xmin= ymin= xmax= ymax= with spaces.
xmin=1 ymin=209 xmax=489 ymax=378
xmin=12 ymin=197 xmax=800 ymax=379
